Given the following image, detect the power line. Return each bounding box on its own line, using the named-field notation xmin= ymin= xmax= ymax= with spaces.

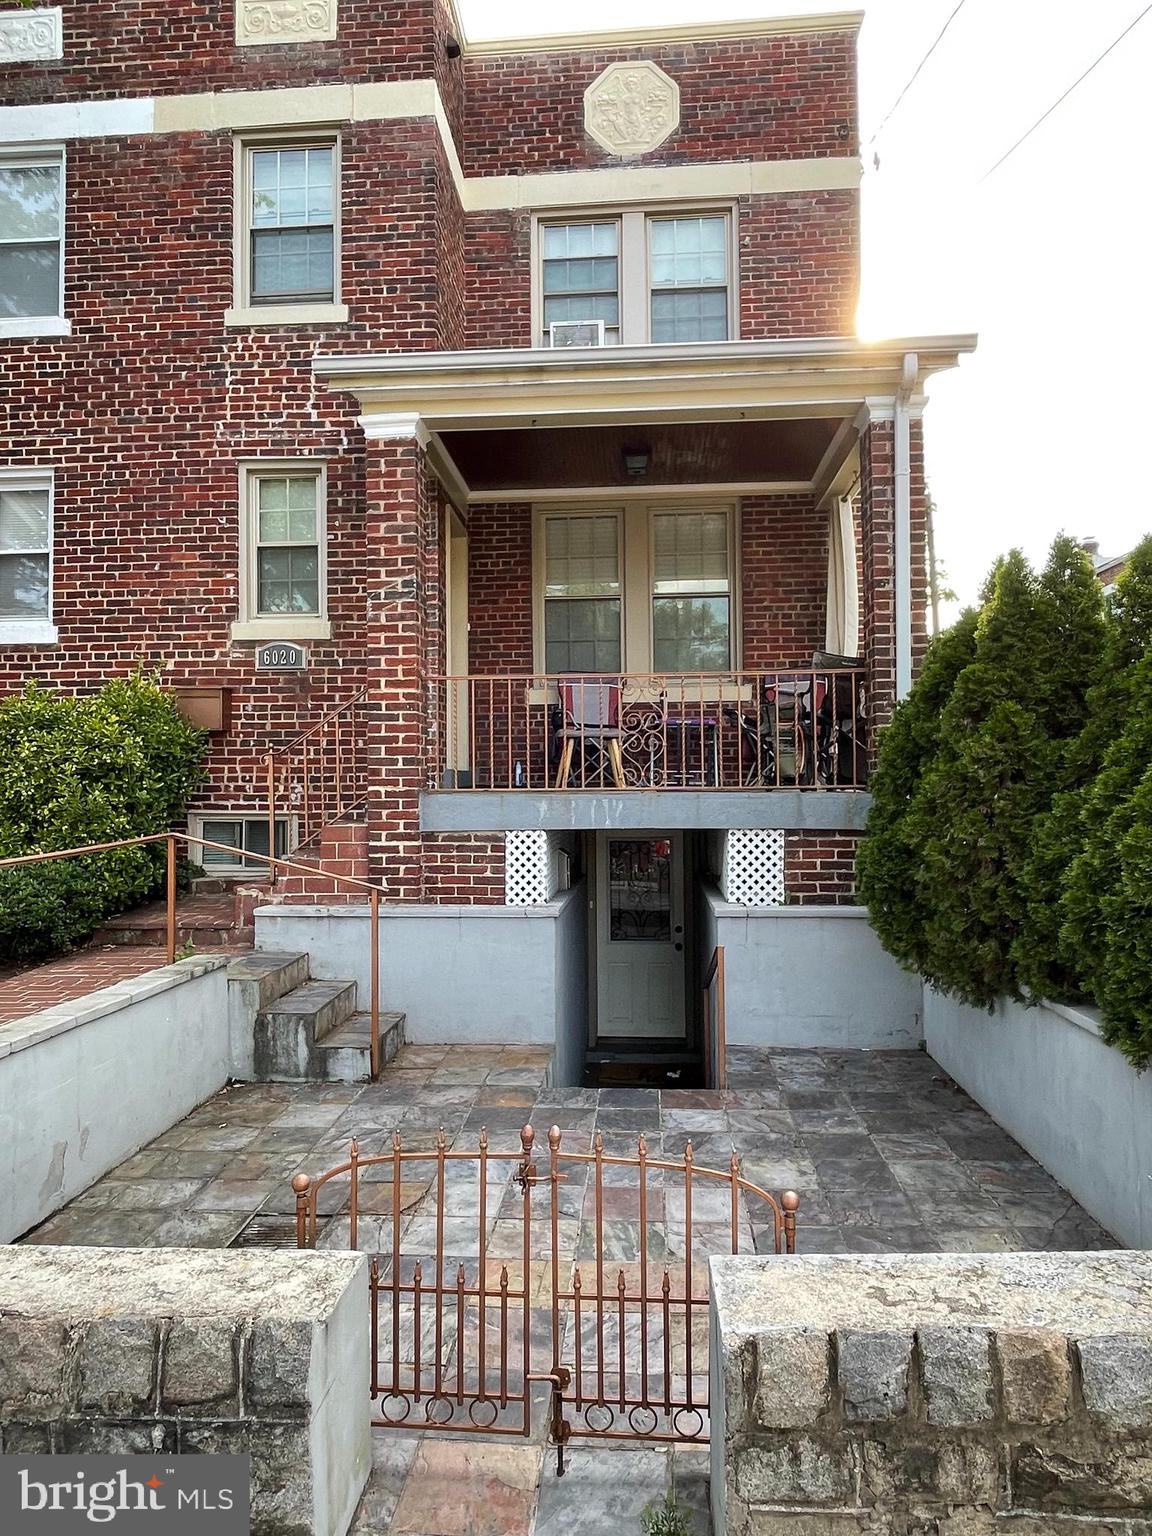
xmin=982 ymin=1 xmax=1152 ymax=179
xmin=868 ymin=0 xmax=970 ymax=149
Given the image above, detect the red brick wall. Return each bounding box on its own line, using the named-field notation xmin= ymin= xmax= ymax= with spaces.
xmin=738 ymin=192 xmax=859 ymax=337
xmin=741 ymin=496 xmax=829 ymax=668
xmin=0 ymin=0 xmax=441 ymax=104
xmin=785 ymin=831 xmax=859 ymax=904
xmin=460 ymin=33 xmax=858 ymax=175
xmin=467 ymin=504 xmax=535 ymax=674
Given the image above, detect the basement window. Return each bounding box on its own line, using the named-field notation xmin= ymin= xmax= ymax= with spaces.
xmin=192 ymin=817 xmax=290 ymax=875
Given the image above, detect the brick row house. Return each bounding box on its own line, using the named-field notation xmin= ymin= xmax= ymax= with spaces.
xmin=0 ymin=1 xmax=973 ymax=1070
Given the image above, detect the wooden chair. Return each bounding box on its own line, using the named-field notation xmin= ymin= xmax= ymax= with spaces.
xmin=554 ymin=679 xmax=626 ymax=789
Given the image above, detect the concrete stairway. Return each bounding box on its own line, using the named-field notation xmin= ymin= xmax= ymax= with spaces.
xmin=227 ymin=951 xmax=404 ymax=1084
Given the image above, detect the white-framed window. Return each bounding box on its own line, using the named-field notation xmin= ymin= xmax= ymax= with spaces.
xmin=533 ymin=207 xmax=735 ymax=347
xmin=542 ymin=511 xmax=623 ymax=673
xmin=534 ymin=502 xmax=737 ymax=674
xmin=0 ymin=468 xmax=57 ymax=644
xmin=232 ymin=461 xmax=331 ymax=642
xmin=0 ymin=147 xmax=69 ymax=339
xmin=190 ymin=815 xmax=290 ymax=875
xmin=228 ymin=133 xmax=346 ymax=327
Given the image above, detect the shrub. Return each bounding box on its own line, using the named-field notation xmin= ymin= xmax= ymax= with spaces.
xmin=0 ymin=674 xmax=206 ymax=962
xmin=855 ymin=609 xmax=978 ymax=974
xmin=1089 ymin=759 xmax=1152 ymax=1067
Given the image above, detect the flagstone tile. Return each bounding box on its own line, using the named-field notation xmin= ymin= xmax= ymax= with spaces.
xmin=390 ymin=1440 xmax=541 ymax=1536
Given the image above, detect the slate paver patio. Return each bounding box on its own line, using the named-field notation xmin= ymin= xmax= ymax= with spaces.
xmin=18 ymin=1042 xmax=1120 ymax=1533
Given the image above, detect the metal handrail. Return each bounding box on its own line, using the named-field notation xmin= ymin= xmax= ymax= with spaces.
xmin=703 ymin=945 xmax=726 ymax=1091
xmin=0 ymin=832 xmax=386 ymax=1077
xmin=262 ymin=688 xmax=372 ymax=869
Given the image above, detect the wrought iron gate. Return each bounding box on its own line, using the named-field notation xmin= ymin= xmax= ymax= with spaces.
xmin=293 ymin=1123 xmax=798 ymax=1470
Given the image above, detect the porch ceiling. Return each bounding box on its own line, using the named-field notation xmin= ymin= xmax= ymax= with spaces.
xmin=440 ymin=419 xmax=842 ymax=495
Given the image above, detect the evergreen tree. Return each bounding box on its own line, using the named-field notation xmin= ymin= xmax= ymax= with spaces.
xmin=1010 ymin=537 xmax=1107 ymax=999
xmin=855 ymin=610 xmax=978 ymax=972
xmin=1060 ymin=652 xmax=1152 ymax=1011
xmin=903 ymin=551 xmax=1054 ymax=1007
xmin=1091 ymin=758 xmax=1152 ymax=1068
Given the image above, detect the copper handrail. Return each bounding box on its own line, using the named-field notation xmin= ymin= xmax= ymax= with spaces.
xmin=0 ymin=832 xmax=386 ymax=1077
xmin=427 ymin=668 xmax=867 ymax=792
xmin=262 ymin=687 xmax=371 ymax=872
xmin=703 ymin=945 xmax=726 ymax=1091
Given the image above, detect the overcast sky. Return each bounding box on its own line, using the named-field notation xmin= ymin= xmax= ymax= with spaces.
xmin=458 ymin=0 xmax=1152 ymax=612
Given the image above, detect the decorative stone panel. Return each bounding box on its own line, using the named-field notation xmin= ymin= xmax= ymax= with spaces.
xmin=711 ymin=1251 xmax=1152 ymax=1536
xmin=722 ymin=830 xmax=785 ymax=906
xmin=584 ymin=61 xmax=680 ymax=157
xmin=0 ymin=6 xmax=62 ymax=62
xmin=236 ymin=0 xmax=336 ymax=46
xmin=505 ymin=830 xmax=553 ymax=906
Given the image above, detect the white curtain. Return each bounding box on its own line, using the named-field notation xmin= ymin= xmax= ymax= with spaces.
xmin=825 ymin=495 xmax=860 ymax=657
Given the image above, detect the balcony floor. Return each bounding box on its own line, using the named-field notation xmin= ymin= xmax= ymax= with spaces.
xmin=421 ymin=786 xmax=872 ymax=832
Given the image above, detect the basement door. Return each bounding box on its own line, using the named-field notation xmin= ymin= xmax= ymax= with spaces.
xmin=594 ymin=833 xmax=686 ymax=1040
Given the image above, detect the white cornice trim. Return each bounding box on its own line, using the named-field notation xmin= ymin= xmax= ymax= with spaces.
xmin=459 ymin=11 xmax=865 ymax=54
xmin=358 ymin=412 xmax=431 ymax=447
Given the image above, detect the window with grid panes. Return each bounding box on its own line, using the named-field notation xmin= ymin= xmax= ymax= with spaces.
xmin=252 ymin=473 xmax=322 ymax=616
xmin=0 ymin=480 xmax=51 ymax=621
xmin=543 ymin=514 xmax=622 ymax=673
xmin=540 ymin=221 xmax=620 ymax=345
xmin=649 ymin=216 xmax=729 ymax=343
xmin=0 ymin=152 xmax=64 ymax=320
xmin=651 ymin=509 xmax=731 ymax=671
xmin=248 ymin=143 xmax=336 ymax=304
xmin=199 ymin=818 xmax=289 ymax=873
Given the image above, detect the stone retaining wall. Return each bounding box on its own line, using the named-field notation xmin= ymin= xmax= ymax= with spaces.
xmin=711 ymin=1251 xmax=1152 ymax=1535
xmin=0 ymin=1247 xmax=370 ymax=1536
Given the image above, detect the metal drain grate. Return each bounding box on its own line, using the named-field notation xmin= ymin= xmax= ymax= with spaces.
xmin=229 ymin=1214 xmax=330 ymax=1249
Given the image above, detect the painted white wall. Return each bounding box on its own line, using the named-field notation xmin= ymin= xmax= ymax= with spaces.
xmin=254 ymin=899 xmax=580 ymax=1047
xmin=924 ymin=990 xmax=1152 ymax=1250
xmin=704 ymin=891 xmax=923 ymax=1050
xmin=0 ymin=959 xmax=231 ymax=1243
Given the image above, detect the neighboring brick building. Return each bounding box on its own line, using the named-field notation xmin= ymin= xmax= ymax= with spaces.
xmin=0 ymin=1 xmax=973 ymax=1063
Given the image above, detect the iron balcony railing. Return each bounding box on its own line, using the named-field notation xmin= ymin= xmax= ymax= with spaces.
xmin=431 ymin=669 xmax=868 ymax=793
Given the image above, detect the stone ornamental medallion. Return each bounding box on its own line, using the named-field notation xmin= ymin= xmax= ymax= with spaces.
xmin=584 ymin=60 xmax=681 ymax=157
xmin=236 ymin=0 xmax=336 ymax=46
xmin=0 ymin=6 xmax=63 ymax=62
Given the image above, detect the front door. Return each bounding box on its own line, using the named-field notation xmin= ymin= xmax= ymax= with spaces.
xmin=594 ymin=834 xmax=686 ymax=1040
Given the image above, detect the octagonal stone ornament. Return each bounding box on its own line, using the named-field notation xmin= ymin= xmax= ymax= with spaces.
xmin=584 ymin=61 xmax=681 ymax=157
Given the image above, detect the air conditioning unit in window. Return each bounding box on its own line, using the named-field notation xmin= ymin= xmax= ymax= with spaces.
xmin=549 ymin=320 xmax=605 ymax=348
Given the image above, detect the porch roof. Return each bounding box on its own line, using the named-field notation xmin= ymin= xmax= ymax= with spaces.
xmin=312 ymin=335 xmax=978 ymax=432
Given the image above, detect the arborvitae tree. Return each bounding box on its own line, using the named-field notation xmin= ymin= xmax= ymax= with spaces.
xmin=1010 ymin=538 xmax=1107 ymax=999
xmin=902 ymin=551 xmax=1056 ymax=1007
xmin=1060 ymin=652 xmax=1152 ymax=1014
xmin=855 ymin=610 xmax=978 ymax=972
xmin=1029 ymin=539 xmax=1152 ymax=999
xmin=1091 ymin=758 xmax=1152 ymax=1068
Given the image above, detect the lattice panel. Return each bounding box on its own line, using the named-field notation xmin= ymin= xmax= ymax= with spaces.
xmin=505 ymin=830 xmax=553 ymax=906
xmin=723 ymin=829 xmax=786 ymax=906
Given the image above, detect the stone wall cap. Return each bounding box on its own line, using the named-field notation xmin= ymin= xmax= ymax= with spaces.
xmin=710 ymin=1252 xmax=1151 ymax=1338
xmin=0 ymin=1247 xmax=365 ymax=1321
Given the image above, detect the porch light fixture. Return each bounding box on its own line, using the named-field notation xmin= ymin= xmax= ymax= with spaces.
xmin=623 ymin=446 xmax=650 ymax=478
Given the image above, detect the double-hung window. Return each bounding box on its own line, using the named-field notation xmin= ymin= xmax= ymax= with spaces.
xmin=536 ymin=209 xmax=733 ymax=346
xmin=234 ymin=463 xmax=330 ymax=641
xmin=0 ymin=149 xmax=67 ymax=338
xmin=0 ymin=471 xmax=55 ymax=644
xmin=652 ymin=509 xmax=731 ymax=670
xmin=543 ymin=513 xmax=622 ymax=673
xmin=537 ymin=504 xmax=735 ymax=674
xmin=230 ymin=136 xmax=345 ymax=325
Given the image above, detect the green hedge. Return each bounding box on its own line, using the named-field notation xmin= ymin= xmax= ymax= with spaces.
xmin=857 ymin=533 xmax=1152 ymax=1066
xmin=0 ymin=675 xmax=206 ymax=962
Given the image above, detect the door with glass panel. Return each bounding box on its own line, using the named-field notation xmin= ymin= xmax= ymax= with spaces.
xmin=594 ymin=834 xmax=686 ymax=1040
